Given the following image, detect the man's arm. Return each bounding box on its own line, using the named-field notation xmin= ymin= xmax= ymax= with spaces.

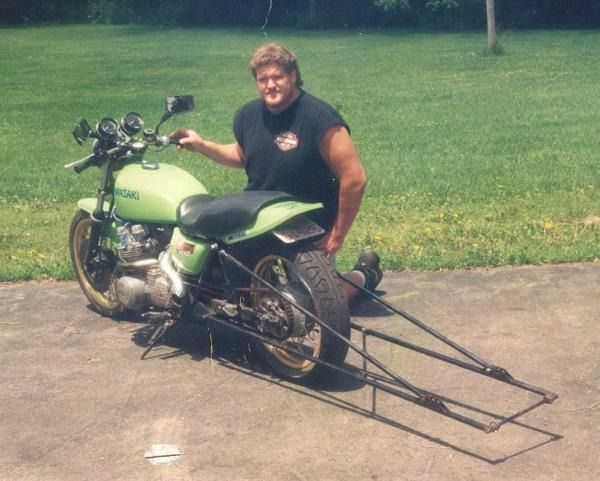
xmin=316 ymin=125 xmax=367 ymax=257
xmin=170 ymin=128 xmax=245 ymax=169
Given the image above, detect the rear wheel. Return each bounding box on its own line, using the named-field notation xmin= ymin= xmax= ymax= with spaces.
xmin=250 ymin=246 xmax=350 ymax=382
xmin=69 ymin=210 xmax=124 ymax=317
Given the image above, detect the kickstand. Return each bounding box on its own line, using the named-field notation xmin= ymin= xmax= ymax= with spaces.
xmin=140 ymin=316 xmax=175 ymax=360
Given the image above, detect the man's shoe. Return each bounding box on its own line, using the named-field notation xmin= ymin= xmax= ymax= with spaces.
xmin=352 ymin=250 xmax=383 ymax=291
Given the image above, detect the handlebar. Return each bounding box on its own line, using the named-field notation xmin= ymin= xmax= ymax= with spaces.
xmin=65 ymin=136 xmax=174 ymax=174
xmin=64 ymin=153 xmax=96 ymax=172
xmin=68 ymin=99 xmax=194 ymax=174
xmin=74 ymin=160 xmax=94 ymax=174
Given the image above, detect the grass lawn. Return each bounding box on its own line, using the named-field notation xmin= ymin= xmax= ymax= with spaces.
xmin=0 ymin=25 xmax=598 ymax=280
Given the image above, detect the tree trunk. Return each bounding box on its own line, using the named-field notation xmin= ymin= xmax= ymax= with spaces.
xmin=308 ymin=0 xmax=317 ymax=26
xmin=486 ymin=0 xmax=497 ymax=50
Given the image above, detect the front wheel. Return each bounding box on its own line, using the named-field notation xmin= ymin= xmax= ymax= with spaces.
xmin=250 ymin=246 xmax=351 ymax=382
xmin=69 ymin=209 xmax=124 ymax=317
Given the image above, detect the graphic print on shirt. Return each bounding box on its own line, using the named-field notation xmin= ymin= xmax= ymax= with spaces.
xmin=274 ymin=131 xmax=299 ymax=152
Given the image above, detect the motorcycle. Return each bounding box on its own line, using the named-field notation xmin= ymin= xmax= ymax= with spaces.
xmin=66 ymin=96 xmax=559 ymax=433
xmin=66 ymin=96 xmax=350 ymax=382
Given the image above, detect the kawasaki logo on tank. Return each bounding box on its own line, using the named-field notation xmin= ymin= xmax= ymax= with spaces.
xmin=114 ymin=188 xmax=140 ymax=200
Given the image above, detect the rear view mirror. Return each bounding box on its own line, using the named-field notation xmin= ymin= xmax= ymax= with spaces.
xmin=165 ymin=95 xmax=195 ymax=115
xmin=155 ymin=95 xmax=195 ymax=133
xmin=72 ymin=119 xmax=93 ymax=145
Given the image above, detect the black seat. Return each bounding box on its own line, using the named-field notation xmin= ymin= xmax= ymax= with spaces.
xmin=177 ymin=191 xmax=294 ymax=239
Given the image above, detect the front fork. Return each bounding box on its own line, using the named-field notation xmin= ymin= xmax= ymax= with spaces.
xmin=85 ymin=162 xmax=114 ymax=270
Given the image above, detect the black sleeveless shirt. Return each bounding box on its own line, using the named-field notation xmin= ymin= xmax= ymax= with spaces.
xmin=233 ymin=91 xmax=349 ymax=230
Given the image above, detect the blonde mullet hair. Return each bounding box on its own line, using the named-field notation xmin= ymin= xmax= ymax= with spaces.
xmin=250 ymin=43 xmax=304 ymax=88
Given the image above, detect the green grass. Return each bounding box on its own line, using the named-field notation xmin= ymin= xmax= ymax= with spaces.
xmin=0 ymin=25 xmax=598 ymax=280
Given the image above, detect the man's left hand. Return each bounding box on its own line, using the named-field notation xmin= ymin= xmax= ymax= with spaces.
xmin=315 ymin=230 xmax=344 ymax=258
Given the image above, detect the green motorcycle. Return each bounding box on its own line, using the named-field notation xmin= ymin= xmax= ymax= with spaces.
xmin=66 ymin=96 xmax=350 ymax=382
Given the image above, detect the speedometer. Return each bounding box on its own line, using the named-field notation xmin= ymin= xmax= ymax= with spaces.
xmin=121 ymin=112 xmax=144 ymax=136
xmin=96 ymin=117 xmax=119 ymax=140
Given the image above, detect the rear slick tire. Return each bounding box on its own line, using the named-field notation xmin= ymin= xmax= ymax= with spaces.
xmin=69 ymin=209 xmax=124 ymax=318
xmin=250 ymin=246 xmax=351 ymax=383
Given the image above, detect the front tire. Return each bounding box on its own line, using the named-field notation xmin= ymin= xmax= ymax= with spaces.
xmin=69 ymin=209 xmax=124 ymax=317
xmin=250 ymin=246 xmax=350 ymax=382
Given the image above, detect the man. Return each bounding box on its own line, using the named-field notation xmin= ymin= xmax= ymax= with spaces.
xmin=171 ymin=43 xmax=382 ymax=300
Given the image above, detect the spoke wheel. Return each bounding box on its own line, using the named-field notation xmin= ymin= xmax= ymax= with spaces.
xmin=69 ymin=210 xmax=124 ymax=317
xmin=250 ymin=247 xmax=350 ymax=382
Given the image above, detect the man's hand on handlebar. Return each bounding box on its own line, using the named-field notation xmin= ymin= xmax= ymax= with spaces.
xmin=169 ymin=129 xmax=205 ymax=153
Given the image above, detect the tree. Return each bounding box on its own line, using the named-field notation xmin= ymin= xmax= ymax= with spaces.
xmin=374 ymin=0 xmax=409 ymax=10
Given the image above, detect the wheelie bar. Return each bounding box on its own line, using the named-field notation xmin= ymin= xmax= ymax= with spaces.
xmin=218 ymin=250 xmax=557 ymax=433
xmin=203 ymin=309 xmax=495 ymax=432
xmin=336 ymin=272 xmax=558 ymax=431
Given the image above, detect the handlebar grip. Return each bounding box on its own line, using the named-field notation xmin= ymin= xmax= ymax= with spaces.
xmin=73 ymin=155 xmax=97 ymax=174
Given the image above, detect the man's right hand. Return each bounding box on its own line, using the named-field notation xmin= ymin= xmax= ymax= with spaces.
xmin=170 ymin=128 xmax=204 ymax=153
xmin=169 ymin=128 xmax=246 ymax=169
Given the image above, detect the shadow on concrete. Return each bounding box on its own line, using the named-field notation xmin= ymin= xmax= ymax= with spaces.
xmin=127 ymin=315 xmax=562 ymax=465
xmin=214 ymin=358 xmax=562 ymax=465
xmin=348 ymin=289 xmax=395 ymax=318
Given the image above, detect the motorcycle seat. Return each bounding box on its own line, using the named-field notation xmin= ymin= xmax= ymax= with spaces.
xmin=177 ymin=190 xmax=295 ymax=239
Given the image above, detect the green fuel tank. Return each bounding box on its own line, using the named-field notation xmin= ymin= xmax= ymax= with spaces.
xmin=113 ymin=162 xmax=208 ymax=223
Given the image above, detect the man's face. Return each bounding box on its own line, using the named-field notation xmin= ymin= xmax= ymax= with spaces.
xmin=255 ymin=62 xmax=299 ymax=114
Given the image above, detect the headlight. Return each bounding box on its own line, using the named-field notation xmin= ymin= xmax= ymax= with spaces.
xmin=121 ymin=112 xmax=144 ymax=136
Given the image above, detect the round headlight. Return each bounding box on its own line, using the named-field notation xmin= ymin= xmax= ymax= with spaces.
xmin=96 ymin=117 xmax=119 ymax=140
xmin=121 ymin=112 xmax=144 ymax=136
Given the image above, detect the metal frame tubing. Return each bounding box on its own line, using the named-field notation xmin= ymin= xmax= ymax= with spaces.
xmin=337 ymin=272 xmax=558 ymax=403
xmin=215 ymin=250 xmax=557 ymax=433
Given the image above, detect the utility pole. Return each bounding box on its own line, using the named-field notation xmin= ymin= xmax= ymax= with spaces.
xmin=486 ymin=0 xmax=497 ymax=50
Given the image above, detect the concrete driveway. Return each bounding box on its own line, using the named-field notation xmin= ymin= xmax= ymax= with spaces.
xmin=1 ymin=263 xmax=598 ymax=480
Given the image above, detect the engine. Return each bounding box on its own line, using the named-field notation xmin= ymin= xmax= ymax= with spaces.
xmin=117 ymin=223 xmax=160 ymax=262
xmin=114 ymin=223 xmax=177 ymax=311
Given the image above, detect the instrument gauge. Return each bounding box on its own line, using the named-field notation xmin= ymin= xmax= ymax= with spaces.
xmin=121 ymin=112 xmax=144 ymax=136
xmin=96 ymin=117 xmax=119 ymax=140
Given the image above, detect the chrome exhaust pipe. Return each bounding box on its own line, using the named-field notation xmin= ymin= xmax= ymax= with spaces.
xmin=158 ymin=251 xmax=185 ymax=299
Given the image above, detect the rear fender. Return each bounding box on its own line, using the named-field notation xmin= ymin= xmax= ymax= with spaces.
xmin=222 ymin=200 xmax=323 ymax=245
